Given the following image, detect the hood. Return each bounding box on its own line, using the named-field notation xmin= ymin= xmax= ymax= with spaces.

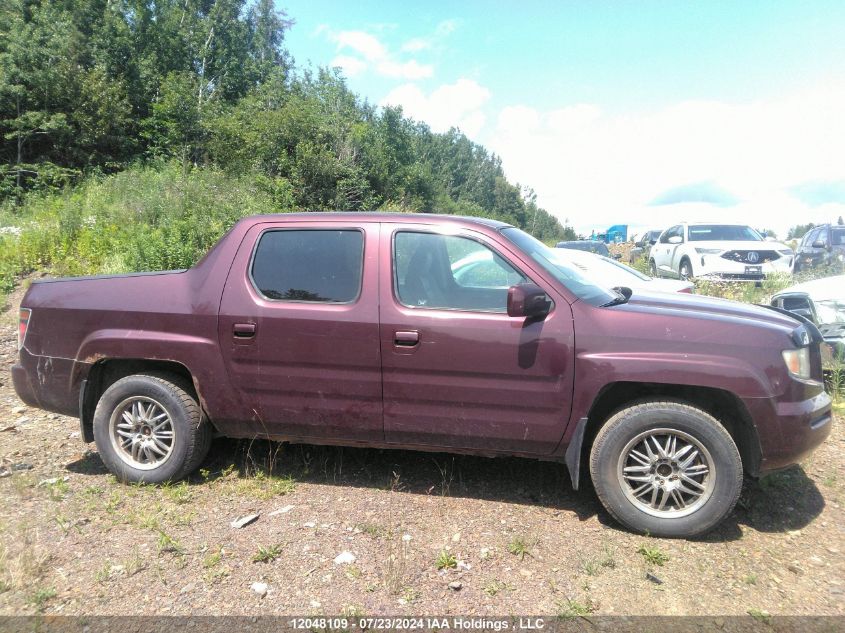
xmin=774 ymin=275 xmax=845 ymax=302
xmin=615 ymin=289 xmax=800 ymax=334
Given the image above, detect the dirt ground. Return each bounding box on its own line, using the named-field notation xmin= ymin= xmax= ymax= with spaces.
xmin=0 ymin=281 xmax=843 ymax=619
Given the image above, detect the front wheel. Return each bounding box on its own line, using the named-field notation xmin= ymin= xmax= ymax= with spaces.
xmin=679 ymin=259 xmax=693 ymax=280
xmin=649 ymin=259 xmax=658 ymax=277
xmin=589 ymin=400 xmax=742 ymax=537
xmin=93 ymin=372 xmax=212 ymax=484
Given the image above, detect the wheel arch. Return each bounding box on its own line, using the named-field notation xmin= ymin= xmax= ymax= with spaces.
xmin=79 ymin=359 xmax=208 ymax=443
xmin=566 ymin=381 xmax=762 ymax=489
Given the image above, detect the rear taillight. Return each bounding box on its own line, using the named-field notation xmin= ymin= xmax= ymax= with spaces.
xmin=18 ymin=308 xmax=31 ymax=350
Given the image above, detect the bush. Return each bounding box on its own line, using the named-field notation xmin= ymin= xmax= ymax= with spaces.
xmin=0 ymin=162 xmax=287 ymax=295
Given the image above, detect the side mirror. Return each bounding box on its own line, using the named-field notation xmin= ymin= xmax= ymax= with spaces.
xmin=812 ymin=240 xmax=826 ymax=249
xmin=507 ymin=283 xmax=551 ymax=319
xmin=668 ymin=235 xmax=683 ymax=244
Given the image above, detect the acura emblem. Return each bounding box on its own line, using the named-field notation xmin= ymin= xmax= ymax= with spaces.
xmin=747 ymin=251 xmax=759 ymax=263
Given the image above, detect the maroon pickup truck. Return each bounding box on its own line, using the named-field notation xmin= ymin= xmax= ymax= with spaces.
xmin=12 ymin=213 xmax=832 ymax=536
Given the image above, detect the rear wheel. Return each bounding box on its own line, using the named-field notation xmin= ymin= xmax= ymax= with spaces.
xmin=589 ymin=400 xmax=742 ymax=537
xmin=93 ymin=372 xmax=212 ymax=484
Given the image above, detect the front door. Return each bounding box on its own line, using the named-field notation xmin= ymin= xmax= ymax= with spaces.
xmin=378 ymin=224 xmax=575 ymax=455
xmin=218 ymin=221 xmax=382 ymax=442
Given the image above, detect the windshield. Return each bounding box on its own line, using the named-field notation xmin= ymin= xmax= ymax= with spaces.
xmin=688 ymin=225 xmax=763 ymax=242
xmin=501 ymin=228 xmax=618 ymax=306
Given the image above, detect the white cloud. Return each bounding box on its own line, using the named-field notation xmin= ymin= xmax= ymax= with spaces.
xmin=381 ymin=78 xmax=491 ymax=139
xmin=377 ymin=59 xmax=434 ymax=80
xmin=325 ymin=28 xmax=436 ymax=80
xmin=329 ymin=55 xmax=367 ymax=77
xmin=486 ymin=86 xmax=845 ymax=238
xmin=401 ymin=19 xmax=459 ymax=53
xmin=334 ymin=30 xmax=386 ymax=61
xmin=401 ymin=37 xmax=430 ymax=53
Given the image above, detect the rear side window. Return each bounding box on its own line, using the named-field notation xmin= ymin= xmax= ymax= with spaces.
xmin=251 ymin=229 xmax=364 ymax=303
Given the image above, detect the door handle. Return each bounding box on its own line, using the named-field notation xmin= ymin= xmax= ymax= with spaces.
xmin=394 ymin=330 xmax=419 ymax=346
xmin=233 ymin=323 xmax=256 ymax=338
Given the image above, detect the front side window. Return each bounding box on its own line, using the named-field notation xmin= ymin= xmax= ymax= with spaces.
xmin=394 ymin=232 xmax=526 ymax=312
xmin=251 ymin=229 xmax=364 ymax=303
xmin=832 ymin=227 xmax=845 ymax=246
xmin=660 ymin=226 xmax=680 ymax=243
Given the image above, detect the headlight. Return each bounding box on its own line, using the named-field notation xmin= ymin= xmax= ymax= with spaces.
xmin=782 ymin=348 xmax=811 ymax=379
xmin=695 ymin=248 xmax=722 ymax=254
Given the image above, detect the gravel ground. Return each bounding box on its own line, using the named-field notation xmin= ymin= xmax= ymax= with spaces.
xmin=0 ymin=282 xmax=843 ymax=618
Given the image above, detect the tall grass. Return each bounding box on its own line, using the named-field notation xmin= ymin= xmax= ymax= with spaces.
xmin=0 ymin=162 xmax=287 ymax=295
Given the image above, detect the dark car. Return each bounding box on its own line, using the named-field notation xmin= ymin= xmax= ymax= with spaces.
xmin=629 ymin=229 xmax=664 ymax=263
xmin=795 ymin=224 xmax=845 ymax=272
xmin=556 ymin=240 xmax=621 ymax=259
xmin=13 ymin=213 xmax=831 ymax=537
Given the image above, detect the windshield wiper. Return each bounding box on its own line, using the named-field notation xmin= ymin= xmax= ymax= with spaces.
xmin=601 ymin=286 xmax=633 ymax=307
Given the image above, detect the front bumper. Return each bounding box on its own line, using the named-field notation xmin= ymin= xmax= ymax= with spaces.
xmin=697 ymin=254 xmax=793 ymax=280
xmin=744 ymin=389 xmax=833 ymax=474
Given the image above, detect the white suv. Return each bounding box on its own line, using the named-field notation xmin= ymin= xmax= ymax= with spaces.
xmin=650 ymin=222 xmax=794 ymax=280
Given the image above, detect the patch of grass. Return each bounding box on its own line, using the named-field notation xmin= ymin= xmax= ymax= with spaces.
xmin=508 ymin=536 xmax=535 ymax=561
xmin=9 ymin=472 xmax=37 ymax=499
xmin=401 ymin=586 xmax=420 ymax=604
xmin=637 ymin=544 xmax=669 ymax=567
xmin=748 ymin=608 xmax=772 ymax=624
xmin=45 ymin=478 xmax=70 ymax=502
xmin=233 ymin=472 xmax=295 ymax=500
xmin=556 ymin=599 xmax=595 ymax=620
xmin=162 ymin=481 xmax=192 ymax=505
xmin=156 ymin=530 xmax=184 ymax=556
xmin=252 ymin=544 xmax=283 ymax=563
xmin=94 ymin=562 xmax=111 ymax=584
xmin=203 ymin=548 xmax=223 ymax=569
xmin=583 ymin=545 xmax=616 ymax=576
xmin=356 ymin=522 xmax=388 ymax=539
xmin=345 ymin=565 xmax=362 ymax=580
xmin=483 ymin=579 xmax=514 ymax=597
xmin=743 ymin=573 xmax=758 ymax=585
xmin=28 ymin=586 xmax=56 ymax=611
xmin=0 ymin=528 xmax=51 ymax=592
xmin=435 ymin=549 xmax=457 ymax=570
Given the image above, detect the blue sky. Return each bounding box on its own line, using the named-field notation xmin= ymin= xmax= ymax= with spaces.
xmin=280 ymin=1 xmax=845 ymax=238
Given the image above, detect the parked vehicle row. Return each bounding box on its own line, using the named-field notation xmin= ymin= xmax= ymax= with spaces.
xmin=649 ymin=222 xmax=794 ymax=281
xmin=13 ymin=213 xmax=831 ymax=537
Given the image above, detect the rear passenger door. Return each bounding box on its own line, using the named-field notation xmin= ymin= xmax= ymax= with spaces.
xmin=217 ymin=221 xmax=382 ymax=441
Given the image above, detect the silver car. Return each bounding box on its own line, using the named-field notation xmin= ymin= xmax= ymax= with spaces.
xmin=771 ymin=275 xmax=845 ymax=365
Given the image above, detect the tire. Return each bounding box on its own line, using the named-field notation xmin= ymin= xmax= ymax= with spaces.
xmin=589 ymin=400 xmax=742 ymax=538
xmin=649 ymin=259 xmax=658 ymax=277
xmin=679 ymin=258 xmax=693 ymax=280
xmin=93 ymin=372 xmax=212 ymax=484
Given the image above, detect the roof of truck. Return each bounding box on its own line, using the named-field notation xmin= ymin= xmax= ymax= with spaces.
xmin=240 ymin=212 xmax=513 ymax=229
